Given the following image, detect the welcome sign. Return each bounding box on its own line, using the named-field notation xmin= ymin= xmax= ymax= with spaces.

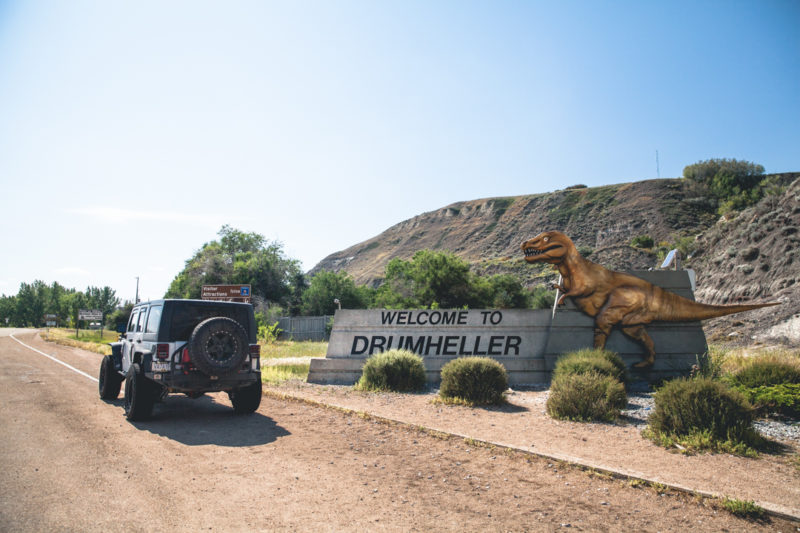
xmin=346 ymin=309 xmax=540 ymax=358
xmin=312 ymin=308 xmax=554 ymax=385
xmin=307 ymin=271 xmax=707 ymax=386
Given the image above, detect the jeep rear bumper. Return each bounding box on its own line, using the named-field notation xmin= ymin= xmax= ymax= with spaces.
xmin=147 ymin=369 xmax=261 ymax=393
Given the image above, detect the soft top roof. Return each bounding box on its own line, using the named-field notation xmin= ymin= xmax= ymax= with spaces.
xmin=135 ymin=299 xmax=252 ymax=307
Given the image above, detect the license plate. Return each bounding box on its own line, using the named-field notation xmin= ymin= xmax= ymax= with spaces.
xmin=152 ymin=362 xmax=171 ymax=372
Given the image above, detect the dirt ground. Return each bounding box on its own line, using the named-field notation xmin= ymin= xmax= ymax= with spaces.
xmin=1 ymin=331 xmax=799 ymax=532
xmin=267 ymin=381 xmax=800 ymax=519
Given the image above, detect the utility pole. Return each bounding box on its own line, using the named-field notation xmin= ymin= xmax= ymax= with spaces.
xmin=656 ymin=150 xmax=661 ymax=178
xmin=135 ymin=277 xmax=140 ymax=304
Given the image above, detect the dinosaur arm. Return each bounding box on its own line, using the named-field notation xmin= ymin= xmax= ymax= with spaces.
xmin=557 ymin=286 xmax=585 ymax=305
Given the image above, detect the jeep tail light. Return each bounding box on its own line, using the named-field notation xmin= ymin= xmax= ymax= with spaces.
xmin=249 ymin=344 xmax=261 ymax=371
xmin=181 ymin=347 xmax=191 ymax=363
xmin=156 ymin=344 xmax=170 ymax=360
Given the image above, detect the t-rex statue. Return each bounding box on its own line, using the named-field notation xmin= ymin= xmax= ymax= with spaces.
xmin=520 ymin=230 xmax=778 ymax=368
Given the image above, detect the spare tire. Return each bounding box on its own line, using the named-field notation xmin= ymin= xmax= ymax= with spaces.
xmin=188 ymin=317 xmax=248 ymax=376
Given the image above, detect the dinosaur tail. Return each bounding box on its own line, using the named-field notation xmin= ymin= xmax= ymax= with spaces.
xmin=657 ymin=289 xmax=779 ymax=322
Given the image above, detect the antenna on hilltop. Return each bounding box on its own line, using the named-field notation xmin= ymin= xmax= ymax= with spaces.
xmin=656 ymin=150 xmax=661 ymax=178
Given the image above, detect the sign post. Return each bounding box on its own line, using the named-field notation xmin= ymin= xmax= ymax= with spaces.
xmin=43 ymin=314 xmax=58 ymax=332
xmin=78 ymin=309 xmax=102 ymax=337
xmin=201 ymin=285 xmax=252 ymax=303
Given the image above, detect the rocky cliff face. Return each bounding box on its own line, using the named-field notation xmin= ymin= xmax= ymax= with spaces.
xmin=311 ymin=174 xmax=800 ymax=343
xmin=692 ymin=177 xmax=800 ymax=344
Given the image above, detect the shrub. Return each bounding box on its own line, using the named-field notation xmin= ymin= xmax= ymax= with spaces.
xmin=729 ymin=360 xmax=800 ymax=389
xmin=356 ymin=350 xmax=427 ymax=392
xmin=546 ymin=372 xmax=627 ymax=422
xmin=631 ymin=235 xmax=654 ymax=249
xmin=736 ymin=383 xmax=800 ymax=418
xmin=720 ymin=498 xmax=765 ymax=519
xmin=647 ymin=378 xmax=758 ymax=451
xmin=682 ymin=158 xmax=766 ymax=215
xmin=691 ymin=350 xmax=727 ymax=380
xmin=438 ymin=357 xmax=508 ymax=405
xmin=257 ymin=321 xmax=281 ymax=344
xmin=552 ymin=348 xmax=628 ymax=386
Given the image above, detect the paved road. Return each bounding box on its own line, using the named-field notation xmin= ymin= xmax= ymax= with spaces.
xmin=0 ymin=327 xmax=36 ymax=337
xmin=0 ymin=332 xmax=791 ymax=531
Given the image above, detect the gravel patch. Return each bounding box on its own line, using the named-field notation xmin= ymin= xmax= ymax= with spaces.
xmin=753 ymin=418 xmax=800 ymax=443
xmin=619 ymin=391 xmax=800 ymax=443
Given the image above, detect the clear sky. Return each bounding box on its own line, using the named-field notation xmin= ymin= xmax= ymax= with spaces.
xmin=0 ymin=0 xmax=797 ymax=303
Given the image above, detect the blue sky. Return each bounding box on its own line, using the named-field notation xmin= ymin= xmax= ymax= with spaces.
xmin=0 ymin=0 xmax=797 ymax=303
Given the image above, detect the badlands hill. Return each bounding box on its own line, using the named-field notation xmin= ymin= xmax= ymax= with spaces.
xmin=312 ymin=174 xmax=800 ymax=343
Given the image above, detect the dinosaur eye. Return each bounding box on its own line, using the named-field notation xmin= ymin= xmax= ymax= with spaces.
xmin=543 ymin=237 xmax=549 ymax=243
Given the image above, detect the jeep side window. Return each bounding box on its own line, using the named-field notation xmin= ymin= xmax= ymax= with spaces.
xmin=127 ymin=310 xmax=139 ymax=332
xmin=136 ymin=308 xmax=147 ymax=332
xmin=145 ymin=305 xmax=162 ymax=334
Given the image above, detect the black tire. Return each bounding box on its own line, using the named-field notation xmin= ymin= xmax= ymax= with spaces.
xmin=228 ymin=381 xmax=262 ymax=414
xmin=124 ymin=363 xmax=155 ymax=421
xmin=99 ymin=355 xmax=122 ymax=400
xmin=188 ymin=317 xmax=248 ymax=376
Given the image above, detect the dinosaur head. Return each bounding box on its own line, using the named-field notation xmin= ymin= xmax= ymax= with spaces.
xmin=520 ymin=231 xmax=574 ymax=264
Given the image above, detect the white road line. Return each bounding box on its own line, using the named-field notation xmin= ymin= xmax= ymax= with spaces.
xmin=10 ymin=334 xmax=99 ymax=383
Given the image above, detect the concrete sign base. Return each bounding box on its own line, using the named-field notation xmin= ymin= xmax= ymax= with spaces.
xmin=307 ymin=271 xmax=707 ymax=385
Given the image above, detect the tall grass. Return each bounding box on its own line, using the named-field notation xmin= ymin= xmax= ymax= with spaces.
xmin=260 ymin=341 xmax=328 ymax=359
xmin=261 ymin=363 xmax=310 ymax=384
xmin=709 ymin=345 xmax=800 ymax=376
xmin=41 ymin=328 xmax=113 ymax=355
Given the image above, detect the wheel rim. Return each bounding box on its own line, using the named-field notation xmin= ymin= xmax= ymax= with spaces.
xmin=205 ymin=331 xmax=237 ymax=363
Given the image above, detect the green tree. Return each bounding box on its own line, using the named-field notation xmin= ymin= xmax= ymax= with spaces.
xmin=374 ymin=250 xmax=512 ymax=309
xmin=286 ymin=271 xmax=308 ymax=316
xmin=165 ymin=226 xmax=303 ymax=308
xmin=63 ymin=292 xmax=87 ymax=328
xmin=683 ymin=158 xmax=764 ymax=184
xmin=15 ymin=281 xmax=50 ymax=327
xmin=486 ymin=274 xmax=530 ymax=308
xmin=302 ymin=270 xmax=373 ymax=315
xmin=106 ymin=302 xmax=134 ymax=331
xmin=682 ymin=158 xmax=766 ymax=215
xmin=373 ymin=250 xmax=472 ymax=309
xmin=86 ymin=286 xmax=120 ymax=326
xmin=373 ymin=258 xmax=418 ymax=308
xmin=0 ymin=295 xmax=17 ymax=326
xmin=372 ymin=250 xmax=545 ymax=310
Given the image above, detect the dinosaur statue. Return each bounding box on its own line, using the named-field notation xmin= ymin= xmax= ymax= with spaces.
xmin=520 ymin=230 xmax=778 ymax=368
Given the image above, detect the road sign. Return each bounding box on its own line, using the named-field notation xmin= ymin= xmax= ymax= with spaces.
xmin=78 ymin=309 xmax=103 ymax=321
xmin=201 ymin=284 xmax=252 ymax=303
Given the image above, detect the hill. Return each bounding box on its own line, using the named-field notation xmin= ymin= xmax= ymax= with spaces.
xmin=311 ymin=173 xmax=800 ymax=342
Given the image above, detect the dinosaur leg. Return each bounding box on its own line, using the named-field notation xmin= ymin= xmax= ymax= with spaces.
xmin=621 ymin=325 xmax=656 ymax=368
xmin=593 ymin=305 xmax=628 ymax=350
xmin=593 ymin=322 xmax=613 ymax=349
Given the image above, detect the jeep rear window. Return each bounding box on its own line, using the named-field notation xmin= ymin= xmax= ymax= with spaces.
xmin=164 ymin=303 xmax=251 ymax=341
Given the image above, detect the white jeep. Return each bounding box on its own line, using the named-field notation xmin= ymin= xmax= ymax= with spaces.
xmin=98 ymin=299 xmax=262 ymax=420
